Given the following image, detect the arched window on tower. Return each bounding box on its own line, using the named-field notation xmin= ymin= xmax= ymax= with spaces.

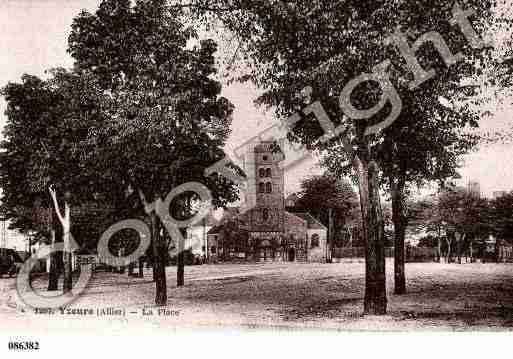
xmin=262 ymin=208 xmax=269 ymax=222
xmin=265 ymin=168 xmax=272 ymax=177
xmin=265 ymin=182 xmax=272 ymax=193
xmin=259 ymin=182 xmax=265 ymax=193
xmin=259 ymin=168 xmax=265 ymax=178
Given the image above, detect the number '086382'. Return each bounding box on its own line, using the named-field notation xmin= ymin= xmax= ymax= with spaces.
xmin=8 ymin=341 xmax=40 ymax=350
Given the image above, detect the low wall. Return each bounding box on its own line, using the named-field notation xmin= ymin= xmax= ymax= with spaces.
xmin=332 ymin=246 xmax=437 ymax=262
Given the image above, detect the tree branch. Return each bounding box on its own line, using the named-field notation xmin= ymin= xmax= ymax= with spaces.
xmin=168 ymin=1 xmax=241 ymax=12
xmin=138 ymin=188 xmax=156 ymax=214
xmin=48 ymin=185 xmax=65 ymax=226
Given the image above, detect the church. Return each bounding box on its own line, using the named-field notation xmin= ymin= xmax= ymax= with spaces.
xmin=186 ymin=141 xmax=328 ymax=263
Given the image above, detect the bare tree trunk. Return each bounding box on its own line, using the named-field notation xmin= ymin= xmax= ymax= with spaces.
xmin=176 ymin=196 xmax=190 ymax=287
xmin=328 ymin=207 xmax=333 ymax=263
xmin=469 ymin=239 xmax=473 ymax=263
xmin=455 ymin=235 xmax=460 ymax=264
xmin=152 ymin=242 xmax=157 ymax=282
xmin=437 ymin=226 xmax=443 ymax=263
xmin=118 ymin=247 xmax=126 ymax=274
xmin=48 ymin=188 xmax=72 ymax=294
xmin=445 ymin=238 xmax=452 ymax=263
xmin=391 ymin=177 xmax=407 ymax=295
xmin=62 ymin=201 xmax=72 ymax=294
xmin=455 ymin=232 xmax=464 ymax=264
xmin=177 ymin=228 xmax=185 ymax=287
xmin=128 ymin=261 xmax=134 ymax=276
xmin=138 ymin=258 xmax=144 ymax=278
xmin=151 ymin=211 xmax=167 ymax=306
xmin=356 ymin=156 xmax=387 ymax=315
xmin=48 ymin=229 xmax=59 ymax=291
xmin=28 ymin=234 xmax=34 ymax=287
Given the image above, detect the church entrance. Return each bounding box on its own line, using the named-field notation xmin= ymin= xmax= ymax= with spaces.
xmin=259 ymin=239 xmax=272 ymax=261
xmin=288 ymin=248 xmax=295 ymax=262
xmin=261 ymin=247 xmax=272 ymax=261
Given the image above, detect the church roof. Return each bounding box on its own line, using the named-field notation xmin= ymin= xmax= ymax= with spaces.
xmin=254 ymin=141 xmax=275 ymax=153
xmin=285 ymin=193 xmax=300 ymax=205
xmin=208 ymin=210 xmax=326 ymax=233
xmin=207 ymin=225 xmax=223 ymax=235
xmin=254 ymin=141 xmax=284 ymax=155
xmin=222 ymin=207 xmax=240 ymax=220
xmin=292 ymin=212 xmax=327 ymax=230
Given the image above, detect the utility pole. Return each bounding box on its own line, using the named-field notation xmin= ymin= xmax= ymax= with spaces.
xmin=0 ymin=218 xmax=6 ymax=258
xmin=1 ymin=218 xmax=6 ymax=248
xmin=204 ymin=216 xmax=208 ymax=263
xmin=327 ymin=208 xmax=333 ymax=263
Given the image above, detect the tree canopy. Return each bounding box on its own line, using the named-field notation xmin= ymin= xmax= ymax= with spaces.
xmin=0 ymin=69 xmax=112 ymax=232
xmin=488 ymin=192 xmax=513 ymax=243
xmin=69 ymin=0 xmax=239 ymax=207
xmin=66 ymin=0 xmax=242 ymax=304
xmin=183 ymin=0 xmax=510 ymax=313
xmin=295 ymin=174 xmax=358 ymax=243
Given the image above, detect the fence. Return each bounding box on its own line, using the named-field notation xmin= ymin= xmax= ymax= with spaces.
xmin=498 ymin=246 xmax=513 ymax=262
xmin=332 ymin=246 xmax=437 ymax=262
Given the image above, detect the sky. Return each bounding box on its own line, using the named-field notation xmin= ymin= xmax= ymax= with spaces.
xmin=0 ymin=0 xmax=512 ymax=248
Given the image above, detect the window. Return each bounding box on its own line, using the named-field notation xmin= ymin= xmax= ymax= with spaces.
xmin=262 ymin=208 xmax=269 ymax=222
xmin=259 ymin=168 xmax=266 ymax=178
xmin=259 ymin=182 xmax=265 ymax=193
xmin=265 ymin=168 xmax=272 ymax=177
xmin=266 ymin=182 xmax=272 ymax=193
xmin=262 ymin=155 xmax=268 ymax=161
xmin=211 ymin=246 xmax=217 ymax=254
xmin=311 ymin=234 xmax=320 ymax=248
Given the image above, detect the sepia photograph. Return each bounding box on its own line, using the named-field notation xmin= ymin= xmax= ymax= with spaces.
xmin=0 ymin=0 xmax=513 ymax=356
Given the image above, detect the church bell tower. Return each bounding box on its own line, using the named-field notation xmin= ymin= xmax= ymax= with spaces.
xmin=248 ymin=141 xmax=285 ymax=233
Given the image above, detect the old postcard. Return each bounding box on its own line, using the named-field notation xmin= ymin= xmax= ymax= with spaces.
xmin=0 ymin=0 xmax=512 ymax=356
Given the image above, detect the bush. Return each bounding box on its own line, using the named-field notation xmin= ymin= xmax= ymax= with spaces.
xmin=168 ymin=249 xmax=201 ymax=266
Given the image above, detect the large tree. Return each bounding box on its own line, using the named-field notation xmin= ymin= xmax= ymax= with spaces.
xmin=489 ymin=192 xmax=513 ymax=244
xmin=445 ymin=188 xmax=490 ymax=263
xmin=68 ymin=0 xmax=240 ymax=305
xmin=295 ymin=174 xmax=358 ymax=258
xmin=323 ymin=101 xmax=479 ymax=293
xmin=0 ymin=75 xmax=52 ymax=236
xmin=185 ymin=0 xmax=499 ymax=314
xmin=1 ymin=69 xmax=111 ymax=293
xmin=0 ymin=75 xmax=56 ymax=288
xmin=414 ymin=186 xmax=490 ymax=262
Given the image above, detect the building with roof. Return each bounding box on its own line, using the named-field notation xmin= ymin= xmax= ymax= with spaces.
xmin=492 ymin=190 xmax=508 ymax=199
xmin=467 ymin=180 xmax=481 ymax=198
xmin=187 ymin=141 xmax=327 ymax=263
